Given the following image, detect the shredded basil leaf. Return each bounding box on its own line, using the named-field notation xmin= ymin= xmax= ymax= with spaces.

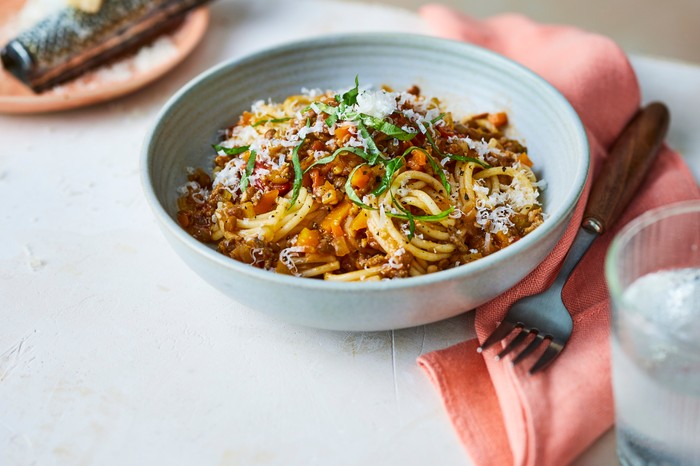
xmin=288 ymin=139 xmax=306 ymax=209
xmin=338 ymin=75 xmax=360 ymax=107
xmin=361 ymin=114 xmax=416 ymax=141
xmin=345 ymin=164 xmax=376 ymax=210
xmin=325 ymin=113 xmax=338 ymax=128
xmin=372 ymin=156 xmax=404 ymax=196
xmin=239 ymin=150 xmax=257 ymax=193
xmin=423 ymin=129 xmax=491 ymax=169
xmin=356 ymin=120 xmax=382 ymax=164
xmin=304 ymin=147 xmax=371 ymax=173
xmin=402 ymin=146 xmax=451 ymax=195
xmin=213 ymin=144 xmax=250 ymax=156
xmin=251 ymin=117 xmax=292 ymax=127
xmin=388 ymin=192 xmax=455 ymax=239
xmin=389 ymin=193 xmax=417 ymax=239
xmin=430 ymin=113 xmax=447 ymax=124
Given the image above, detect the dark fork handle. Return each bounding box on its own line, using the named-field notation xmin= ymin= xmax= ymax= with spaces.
xmin=582 ymin=102 xmax=670 ymax=234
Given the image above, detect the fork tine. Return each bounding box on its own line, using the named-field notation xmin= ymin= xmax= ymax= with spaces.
xmin=528 ymin=339 xmax=564 ymax=374
xmin=511 ymin=333 xmax=544 ymax=366
xmin=495 ymin=328 xmax=529 ymax=361
xmin=477 ymin=321 xmax=518 ymax=353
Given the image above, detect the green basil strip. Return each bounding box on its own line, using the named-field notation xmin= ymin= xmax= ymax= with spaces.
xmin=444 ymin=153 xmax=492 ymax=167
xmin=304 ymin=146 xmax=371 ymax=173
xmin=288 ymin=139 xmax=306 ymax=209
xmin=311 ymin=101 xmax=336 ymax=115
xmin=239 ymin=150 xmax=257 ymax=193
xmin=388 ymin=193 xmax=416 ymax=239
xmin=387 ymin=193 xmax=455 ymax=239
xmin=397 ymin=146 xmax=450 ymax=195
xmin=337 ymin=75 xmax=360 ymax=107
xmin=361 ymin=114 xmax=416 ymax=141
xmin=372 ymin=156 xmax=404 ymax=196
xmin=356 ymin=120 xmax=382 ymax=164
xmin=423 ymin=149 xmax=451 ymax=195
xmin=213 ymin=144 xmax=250 ymax=156
xmin=251 ymin=117 xmax=292 ymax=127
xmin=325 ymin=113 xmax=339 ymax=128
xmin=430 ymin=112 xmax=447 ymax=124
xmin=345 ymin=164 xmax=377 ymax=211
xmin=306 ymin=101 xmax=340 ymax=127
xmin=424 ymin=129 xmax=491 ymax=169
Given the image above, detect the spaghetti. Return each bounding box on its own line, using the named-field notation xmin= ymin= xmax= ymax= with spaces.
xmin=177 ymin=79 xmax=545 ymax=281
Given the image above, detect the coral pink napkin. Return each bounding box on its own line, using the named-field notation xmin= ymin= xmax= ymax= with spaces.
xmin=416 ymin=5 xmax=700 ymax=466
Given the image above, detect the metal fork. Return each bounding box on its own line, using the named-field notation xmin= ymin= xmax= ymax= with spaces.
xmin=477 ymin=102 xmax=671 ymax=374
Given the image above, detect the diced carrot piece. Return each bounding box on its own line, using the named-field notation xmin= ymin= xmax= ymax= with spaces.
xmin=488 ymin=112 xmax=508 ymax=128
xmin=239 ymin=111 xmax=254 ymax=125
xmin=407 ymin=149 xmax=427 ymax=171
xmin=240 ymin=202 xmax=256 ymax=218
xmin=254 ymin=189 xmax=279 ymax=214
xmin=351 ymin=165 xmax=373 ymax=189
xmin=296 ymin=227 xmax=321 ymax=250
xmin=349 ymin=210 xmax=368 ymax=231
xmin=517 ymin=153 xmax=534 ymax=167
xmin=309 ymin=169 xmax=324 ymax=189
xmin=320 ymin=200 xmax=352 ymax=233
xmin=331 ymin=224 xmax=344 ymax=239
xmin=334 ymin=126 xmax=354 ymax=144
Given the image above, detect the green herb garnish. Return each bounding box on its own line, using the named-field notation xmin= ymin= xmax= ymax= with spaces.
xmin=430 ymin=112 xmax=446 ymax=124
xmin=239 ymin=150 xmax=257 ymax=193
xmin=289 ymin=139 xmax=306 ymax=209
xmin=337 ymin=75 xmax=360 ymax=107
xmin=387 ymin=192 xmax=454 ymax=240
xmin=213 ymin=144 xmax=250 ymax=156
xmin=372 ymin=156 xmax=405 ymax=196
xmin=397 ymin=146 xmax=451 ymax=195
xmin=345 ymin=164 xmax=377 ymax=210
xmin=356 ymin=119 xmax=383 ymax=164
xmin=251 ymin=117 xmax=292 ymax=127
xmin=304 ymin=146 xmax=371 ymax=173
xmin=360 ymin=115 xmax=416 ymax=141
xmin=423 ymin=128 xmax=491 ymax=169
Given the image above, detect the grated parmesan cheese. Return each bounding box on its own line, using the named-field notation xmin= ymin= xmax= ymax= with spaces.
xmin=354 ymin=89 xmax=398 ymax=119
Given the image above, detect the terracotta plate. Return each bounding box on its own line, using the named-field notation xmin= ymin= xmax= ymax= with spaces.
xmin=0 ymin=0 xmax=209 ymax=114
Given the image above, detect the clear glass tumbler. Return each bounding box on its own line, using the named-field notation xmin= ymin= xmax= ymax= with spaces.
xmin=606 ymin=200 xmax=700 ymax=465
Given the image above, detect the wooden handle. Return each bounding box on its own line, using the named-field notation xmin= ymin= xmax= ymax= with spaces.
xmin=581 ymin=102 xmax=670 ymax=234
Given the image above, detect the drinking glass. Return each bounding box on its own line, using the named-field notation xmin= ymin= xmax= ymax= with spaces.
xmin=605 ymin=200 xmax=700 ymax=466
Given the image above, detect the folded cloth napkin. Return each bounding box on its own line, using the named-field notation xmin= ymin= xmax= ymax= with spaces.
xmin=416 ymin=5 xmax=700 ymax=466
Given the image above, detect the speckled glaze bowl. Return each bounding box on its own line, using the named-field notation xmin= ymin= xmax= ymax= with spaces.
xmin=141 ymin=33 xmax=589 ymax=331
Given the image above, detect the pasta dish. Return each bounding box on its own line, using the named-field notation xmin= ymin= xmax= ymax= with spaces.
xmin=177 ymin=78 xmax=545 ymax=281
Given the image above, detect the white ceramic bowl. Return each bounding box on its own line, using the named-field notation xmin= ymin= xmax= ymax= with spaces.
xmin=141 ymin=33 xmax=589 ymax=331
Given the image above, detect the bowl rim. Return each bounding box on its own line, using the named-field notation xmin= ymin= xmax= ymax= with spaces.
xmin=141 ymin=32 xmax=590 ymax=292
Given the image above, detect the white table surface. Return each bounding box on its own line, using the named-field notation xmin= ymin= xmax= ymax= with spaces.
xmin=1 ymin=1 xmax=698 ymax=465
